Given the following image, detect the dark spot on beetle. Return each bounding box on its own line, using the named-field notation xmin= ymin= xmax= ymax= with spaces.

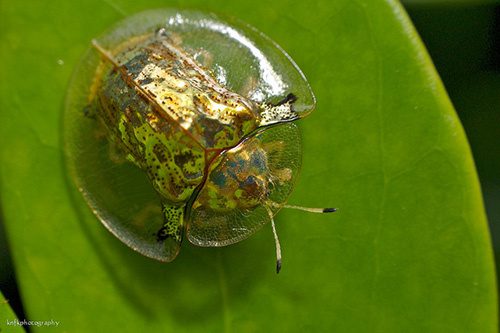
xmin=83 ymin=104 xmax=97 ymax=119
xmin=138 ymin=77 xmax=154 ymax=85
xmin=156 ymin=226 xmax=170 ymax=242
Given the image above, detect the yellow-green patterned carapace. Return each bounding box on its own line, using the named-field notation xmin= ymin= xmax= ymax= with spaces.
xmin=64 ymin=9 xmax=335 ymax=272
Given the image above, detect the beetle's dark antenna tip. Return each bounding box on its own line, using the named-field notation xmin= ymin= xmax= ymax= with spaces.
xmin=323 ymin=208 xmax=337 ymax=213
xmin=276 ymin=259 xmax=282 ymax=274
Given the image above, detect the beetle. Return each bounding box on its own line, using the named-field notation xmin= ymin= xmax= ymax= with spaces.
xmin=65 ymin=10 xmax=335 ymax=272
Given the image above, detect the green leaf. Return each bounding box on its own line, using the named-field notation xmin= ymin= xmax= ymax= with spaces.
xmin=0 ymin=291 xmax=24 ymax=333
xmin=0 ymin=0 xmax=497 ymax=332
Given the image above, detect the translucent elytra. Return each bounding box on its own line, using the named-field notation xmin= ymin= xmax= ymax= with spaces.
xmin=63 ymin=9 xmax=315 ymax=261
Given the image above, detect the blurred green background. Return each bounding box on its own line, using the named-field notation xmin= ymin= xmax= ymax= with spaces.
xmin=0 ymin=0 xmax=498 ymax=332
xmin=406 ymin=0 xmax=500 ymax=301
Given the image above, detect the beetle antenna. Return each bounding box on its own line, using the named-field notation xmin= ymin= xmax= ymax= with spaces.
xmin=283 ymin=204 xmax=337 ymax=213
xmin=265 ymin=205 xmax=282 ymax=274
xmin=269 ymin=201 xmax=337 ymax=214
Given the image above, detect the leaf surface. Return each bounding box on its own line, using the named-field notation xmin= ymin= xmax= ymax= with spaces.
xmin=0 ymin=0 xmax=497 ymax=332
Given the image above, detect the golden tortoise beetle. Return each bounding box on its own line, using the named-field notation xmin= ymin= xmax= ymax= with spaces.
xmin=64 ymin=9 xmax=336 ymax=272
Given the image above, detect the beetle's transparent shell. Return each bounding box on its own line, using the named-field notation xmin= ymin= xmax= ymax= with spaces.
xmin=64 ymin=9 xmax=315 ymax=262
